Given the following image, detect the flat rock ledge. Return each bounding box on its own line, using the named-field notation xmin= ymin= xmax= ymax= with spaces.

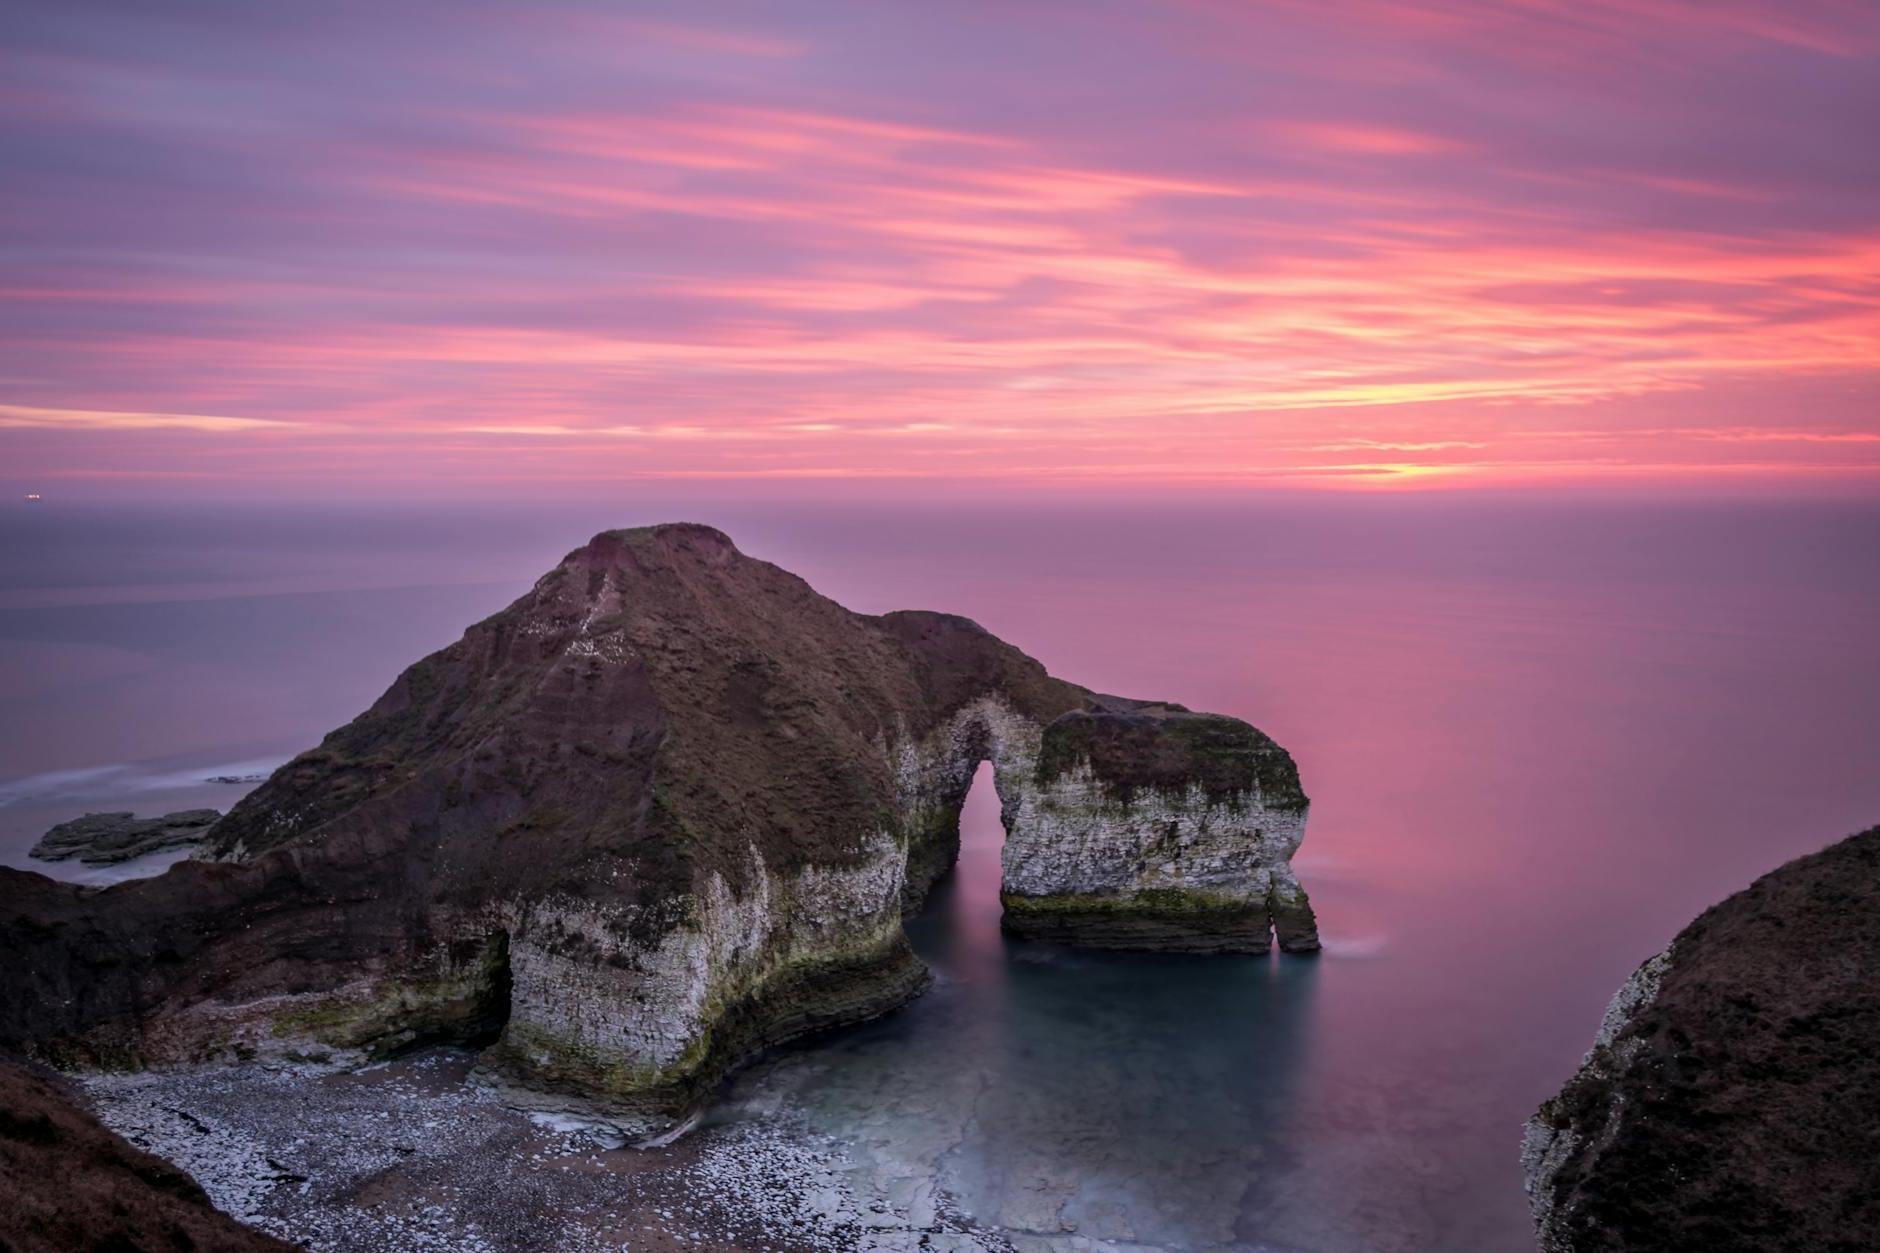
xmin=1524 ymin=823 xmax=1880 ymax=1253
xmin=29 ymin=808 xmax=221 ymax=865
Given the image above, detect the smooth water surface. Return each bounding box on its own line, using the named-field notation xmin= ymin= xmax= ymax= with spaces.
xmin=3 ymin=497 xmax=1877 ymax=1251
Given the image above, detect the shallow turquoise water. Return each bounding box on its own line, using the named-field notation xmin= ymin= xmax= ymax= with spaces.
xmin=715 ymin=765 xmax=1343 ymax=1249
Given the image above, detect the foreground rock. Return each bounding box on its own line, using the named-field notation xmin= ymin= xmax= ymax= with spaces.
xmin=29 ymin=808 xmax=221 ymax=865
xmin=0 ymin=1056 xmax=292 ymax=1253
xmin=0 ymin=524 xmax=1316 ymax=1136
xmin=1524 ymin=824 xmax=1880 ymax=1253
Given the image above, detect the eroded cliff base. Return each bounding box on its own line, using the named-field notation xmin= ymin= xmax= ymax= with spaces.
xmin=476 ymin=933 xmax=933 ymax=1136
xmin=1000 ymin=882 xmax=1319 ymax=955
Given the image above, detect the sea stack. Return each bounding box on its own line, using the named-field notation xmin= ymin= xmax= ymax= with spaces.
xmin=0 ymin=524 xmax=1318 ymax=1135
xmin=29 ymin=809 xmax=222 ymax=865
xmin=1524 ymin=824 xmax=1880 ymax=1252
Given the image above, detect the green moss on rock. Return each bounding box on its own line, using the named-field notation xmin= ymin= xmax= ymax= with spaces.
xmin=1000 ymin=886 xmax=1274 ymax=953
xmin=483 ymin=930 xmax=928 ymax=1129
xmin=269 ymin=932 xmax=510 ymax=1057
xmin=1003 ymin=885 xmax=1259 ymax=918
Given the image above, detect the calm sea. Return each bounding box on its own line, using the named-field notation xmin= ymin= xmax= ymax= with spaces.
xmin=3 ymin=497 xmax=1877 ymax=1251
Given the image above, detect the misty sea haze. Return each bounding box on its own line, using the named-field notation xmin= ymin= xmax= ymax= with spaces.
xmin=3 ymin=496 xmax=1877 ymax=1251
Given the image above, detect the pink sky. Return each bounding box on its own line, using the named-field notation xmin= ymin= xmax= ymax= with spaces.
xmin=3 ymin=1 xmax=1877 ymax=494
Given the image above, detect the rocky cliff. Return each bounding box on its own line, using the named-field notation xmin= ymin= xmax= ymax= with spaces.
xmin=0 ymin=1056 xmax=293 ymax=1253
xmin=0 ymin=524 xmax=1317 ymax=1135
xmin=1524 ymin=824 xmax=1880 ymax=1253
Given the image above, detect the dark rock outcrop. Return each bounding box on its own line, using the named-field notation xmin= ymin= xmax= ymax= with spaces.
xmin=29 ymin=809 xmax=221 ymax=865
xmin=0 ymin=524 xmax=1316 ymax=1134
xmin=1524 ymin=824 xmax=1880 ymax=1253
xmin=0 ymin=1056 xmax=293 ymax=1253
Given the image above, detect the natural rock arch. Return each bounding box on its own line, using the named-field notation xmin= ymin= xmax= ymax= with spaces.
xmin=902 ymin=695 xmax=1318 ymax=953
xmin=0 ymin=524 xmax=1318 ymax=1136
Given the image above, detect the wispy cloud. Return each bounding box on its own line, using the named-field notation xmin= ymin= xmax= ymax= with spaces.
xmin=0 ymin=404 xmax=298 ymax=432
xmin=1 ymin=0 xmax=1875 ymax=491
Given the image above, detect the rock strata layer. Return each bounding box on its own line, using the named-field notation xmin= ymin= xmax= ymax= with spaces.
xmin=1524 ymin=824 xmax=1880 ymax=1253
xmin=29 ymin=808 xmax=222 ymax=865
xmin=0 ymin=1056 xmax=292 ymax=1253
xmin=0 ymin=524 xmax=1317 ymax=1135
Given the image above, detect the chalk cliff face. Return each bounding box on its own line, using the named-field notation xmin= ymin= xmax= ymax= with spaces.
xmin=0 ymin=524 xmax=1317 ymax=1134
xmin=1524 ymin=824 xmax=1880 ymax=1253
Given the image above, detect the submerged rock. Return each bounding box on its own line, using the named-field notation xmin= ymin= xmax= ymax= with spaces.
xmin=29 ymin=808 xmax=221 ymax=864
xmin=1524 ymin=824 xmax=1880 ymax=1253
xmin=0 ymin=524 xmax=1318 ymax=1136
xmin=0 ymin=1056 xmax=292 ymax=1252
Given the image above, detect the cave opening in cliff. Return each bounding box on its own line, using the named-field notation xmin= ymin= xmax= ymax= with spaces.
xmin=461 ymin=928 xmax=513 ymax=1050
xmin=368 ymin=929 xmax=512 ymax=1061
